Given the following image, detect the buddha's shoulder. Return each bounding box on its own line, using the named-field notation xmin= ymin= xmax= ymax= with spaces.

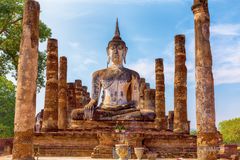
xmin=92 ymin=68 xmax=108 ymax=77
xmin=123 ymin=68 xmax=140 ymax=78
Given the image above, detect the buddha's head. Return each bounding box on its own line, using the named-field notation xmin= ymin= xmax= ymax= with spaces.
xmin=107 ymin=19 xmax=128 ymax=66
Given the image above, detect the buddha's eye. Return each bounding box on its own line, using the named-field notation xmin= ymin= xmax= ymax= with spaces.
xmin=118 ymin=45 xmax=123 ymax=50
xmin=111 ymin=46 xmax=116 ymax=50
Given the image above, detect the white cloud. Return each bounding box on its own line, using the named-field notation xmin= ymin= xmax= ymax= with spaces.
xmin=69 ymin=42 xmax=80 ymax=48
xmin=214 ymin=66 xmax=240 ymax=84
xmin=211 ymin=24 xmax=240 ymax=36
xmin=128 ymin=59 xmax=154 ymax=83
xmin=184 ymin=23 xmax=240 ymax=85
xmin=37 ymin=0 xmax=182 ymax=5
xmin=36 ymin=0 xmax=183 ymax=20
xmin=127 ymin=58 xmax=174 ymax=86
xmin=83 ymin=58 xmax=98 ymax=65
xmin=132 ymin=36 xmax=153 ymax=43
xmin=211 ymin=24 xmax=240 ymax=85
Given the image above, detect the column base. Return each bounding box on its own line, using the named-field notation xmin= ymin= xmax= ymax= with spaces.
xmin=12 ymin=130 xmax=35 ymax=160
xmin=197 ymin=132 xmax=219 ymax=160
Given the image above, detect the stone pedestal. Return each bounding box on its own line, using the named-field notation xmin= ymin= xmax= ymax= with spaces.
xmin=58 ymin=56 xmax=67 ymax=130
xmin=42 ymin=38 xmax=59 ymax=132
xmin=12 ymin=0 xmax=40 ymax=159
xmin=173 ymin=35 xmax=189 ymax=134
xmin=34 ymin=122 xmax=197 ymax=159
xmin=155 ymin=58 xmax=166 ymax=129
xmin=192 ymin=1 xmax=218 ymax=160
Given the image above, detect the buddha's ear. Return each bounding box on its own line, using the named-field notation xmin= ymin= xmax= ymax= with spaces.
xmin=106 ymin=47 xmax=110 ymax=67
xmin=124 ymin=47 xmax=128 ymax=64
xmin=106 ymin=47 xmax=109 ymax=55
xmin=107 ymin=56 xmax=110 ymax=66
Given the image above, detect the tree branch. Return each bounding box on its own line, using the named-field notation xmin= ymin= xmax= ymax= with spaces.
xmin=0 ymin=17 xmax=22 ymax=35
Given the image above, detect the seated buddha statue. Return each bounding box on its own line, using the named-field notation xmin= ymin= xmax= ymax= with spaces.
xmin=71 ymin=20 xmax=155 ymax=121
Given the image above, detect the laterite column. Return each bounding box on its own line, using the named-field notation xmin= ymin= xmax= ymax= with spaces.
xmin=42 ymin=38 xmax=59 ymax=131
xmin=173 ymin=35 xmax=189 ymax=134
xmin=155 ymin=58 xmax=166 ymax=129
xmin=192 ymin=0 xmax=218 ymax=159
xmin=12 ymin=0 xmax=40 ymax=159
xmin=58 ymin=56 xmax=67 ymax=130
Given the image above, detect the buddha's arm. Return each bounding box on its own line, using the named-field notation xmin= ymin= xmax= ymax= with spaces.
xmin=89 ymin=72 xmax=101 ymax=106
xmin=131 ymin=74 xmax=140 ymax=108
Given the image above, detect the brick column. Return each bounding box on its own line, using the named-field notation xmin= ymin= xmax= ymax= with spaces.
xmin=42 ymin=38 xmax=59 ymax=132
xmin=173 ymin=35 xmax=189 ymax=134
xmin=155 ymin=58 xmax=166 ymax=129
xmin=139 ymin=78 xmax=146 ymax=109
xmin=145 ymin=83 xmax=150 ymax=89
xmin=82 ymin=86 xmax=88 ymax=106
xmin=12 ymin=0 xmax=40 ymax=159
xmin=67 ymin=83 xmax=76 ymax=125
xmin=58 ymin=56 xmax=67 ymax=130
xmin=168 ymin=111 xmax=174 ymax=131
xmin=144 ymin=89 xmax=156 ymax=112
xmin=86 ymin=92 xmax=91 ymax=104
xmin=192 ymin=1 xmax=218 ymax=159
xmin=75 ymin=80 xmax=83 ymax=108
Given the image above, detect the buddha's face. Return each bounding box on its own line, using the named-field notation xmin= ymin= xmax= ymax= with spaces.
xmin=107 ymin=42 xmax=127 ymax=65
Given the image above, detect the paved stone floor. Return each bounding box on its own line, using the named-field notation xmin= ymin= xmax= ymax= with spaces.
xmin=0 ymin=155 xmax=197 ymax=160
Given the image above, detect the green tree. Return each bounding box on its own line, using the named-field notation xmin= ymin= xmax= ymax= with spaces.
xmin=0 ymin=76 xmax=15 ymax=138
xmin=0 ymin=0 xmax=51 ymax=91
xmin=219 ymin=118 xmax=240 ymax=145
xmin=0 ymin=0 xmax=51 ymax=137
xmin=190 ymin=129 xmax=197 ymax=136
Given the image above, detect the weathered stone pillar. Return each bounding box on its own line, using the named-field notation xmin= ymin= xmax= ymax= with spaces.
xmin=82 ymin=86 xmax=88 ymax=106
xmin=58 ymin=56 xmax=67 ymax=130
xmin=67 ymin=83 xmax=76 ymax=125
xmin=167 ymin=111 xmax=174 ymax=131
xmin=145 ymin=83 xmax=150 ymax=89
xmin=75 ymin=80 xmax=83 ymax=108
xmin=42 ymin=38 xmax=59 ymax=132
xmin=139 ymin=78 xmax=146 ymax=109
xmin=192 ymin=1 xmax=218 ymax=159
xmin=173 ymin=35 xmax=189 ymax=134
xmin=12 ymin=0 xmax=40 ymax=159
xmin=86 ymin=92 xmax=91 ymax=104
xmin=144 ymin=89 xmax=155 ymax=112
xmin=155 ymin=58 xmax=166 ymax=129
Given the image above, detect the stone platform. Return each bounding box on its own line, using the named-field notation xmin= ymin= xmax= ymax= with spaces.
xmin=33 ymin=121 xmax=197 ymax=159
xmin=0 ymin=155 xmax=198 ymax=160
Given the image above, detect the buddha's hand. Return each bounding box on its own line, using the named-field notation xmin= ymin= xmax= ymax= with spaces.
xmin=84 ymin=99 xmax=97 ymax=110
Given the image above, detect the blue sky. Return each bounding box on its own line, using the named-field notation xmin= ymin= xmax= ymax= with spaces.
xmin=35 ymin=0 xmax=240 ymax=129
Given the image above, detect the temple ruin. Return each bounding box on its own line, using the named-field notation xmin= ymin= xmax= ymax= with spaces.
xmin=12 ymin=0 xmax=222 ymax=159
xmin=34 ymin=19 xmax=197 ymax=159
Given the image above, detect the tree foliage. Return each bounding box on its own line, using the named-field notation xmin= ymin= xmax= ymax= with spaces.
xmin=0 ymin=0 xmax=52 ymax=138
xmin=190 ymin=129 xmax=197 ymax=136
xmin=219 ymin=118 xmax=240 ymax=145
xmin=0 ymin=0 xmax=51 ymax=91
xmin=0 ymin=76 xmax=15 ymax=138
